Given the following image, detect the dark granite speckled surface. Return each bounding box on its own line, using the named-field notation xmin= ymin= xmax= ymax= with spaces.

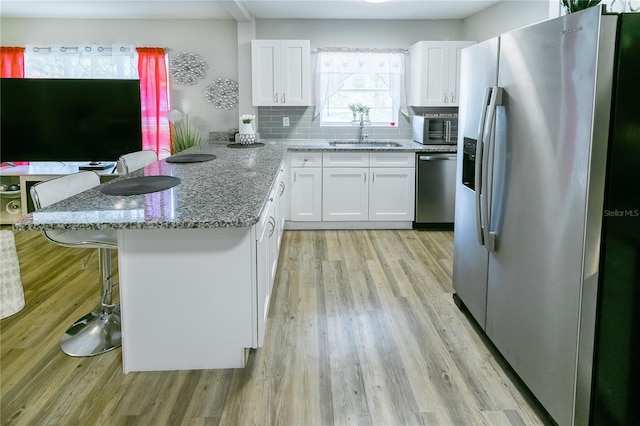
xmin=14 ymin=139 xmax=455 ymax=231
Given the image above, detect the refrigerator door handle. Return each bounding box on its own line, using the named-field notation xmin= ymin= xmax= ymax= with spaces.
xmin=475 ymin=87 xmax=492 ymax=245
xmin=482 ymin=86 xmax=503 ymax=252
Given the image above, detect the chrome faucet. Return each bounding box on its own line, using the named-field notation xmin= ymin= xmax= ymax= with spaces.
xmin=358 ymin=114 xmax=368 ymax=142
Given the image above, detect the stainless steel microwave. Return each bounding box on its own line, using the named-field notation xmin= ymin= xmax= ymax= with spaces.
xmin=412 ymin=113 xmax=458 ymax=145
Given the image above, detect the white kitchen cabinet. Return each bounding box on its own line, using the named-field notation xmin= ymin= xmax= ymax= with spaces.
xmin=289 ymin=152 xmax=322 ymax=222
xmin=369 ymin=167 xmax=416 ymax=221
xmin=409 ymin=40 xmax=475 ymax=107
xmin=288 ymin=151 xmax=415 ymax=226
xmin=256 ymin=195 xmax=275 ymax=348
xmin=256 ymin=163 xmax=286 ymax=347
xmin=251 ymin=40 xmax=311 ymax=106
xmin=276 ymin=163 xmax=287 ymax=245
xmin=322 ymin=152 xmax=415 ymax=222
xmin=322 ymin=167 xmax=369 ymax=221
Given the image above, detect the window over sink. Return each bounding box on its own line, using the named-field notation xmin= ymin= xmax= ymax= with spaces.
xmin=314 ymin=49 xmax=408 ymax=127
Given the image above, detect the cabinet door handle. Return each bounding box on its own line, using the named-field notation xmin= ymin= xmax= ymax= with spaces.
xmin=451 ymin=92 xmax=455 ymax=103
xmin=281 ymin=93 xmax=286 ymax=103
xmin=279 ymin=181 xmax=285 ymax=195
xmin=372 ymin=171 xmax=375 ymax=182
xmin=364 ymin=173 xmax=366 ymax=182
xmin=268 ymin=216 xmax=276 ymax=237
xmin=274 ymin=92 xmax=279 ymax=103
xmin=293 ymin=172 xmax=297 ymax=182
xmin=444 ymin=93 xmax=448 ymax=103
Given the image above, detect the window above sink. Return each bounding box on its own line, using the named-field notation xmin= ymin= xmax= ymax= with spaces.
xmin=315 ymin=49 xmax=407 ymax=128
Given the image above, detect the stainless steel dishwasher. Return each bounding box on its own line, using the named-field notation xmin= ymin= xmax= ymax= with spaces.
xmin=414 ymin=153 xmax=457 ymax=228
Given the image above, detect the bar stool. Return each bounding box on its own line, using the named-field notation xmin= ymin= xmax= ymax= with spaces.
xmin=117 ymin=149 xmax=158 ymax=174
xmin=30 ymin=171 xmax=120 ymax=357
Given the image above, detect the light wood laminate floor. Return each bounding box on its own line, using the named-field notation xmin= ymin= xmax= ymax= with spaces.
xmin=1 ymin=228 xmax=550 ymax=425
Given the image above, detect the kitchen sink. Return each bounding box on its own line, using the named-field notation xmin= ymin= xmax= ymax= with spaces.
xmin=328 ymin=141 xmax=402 ymax=148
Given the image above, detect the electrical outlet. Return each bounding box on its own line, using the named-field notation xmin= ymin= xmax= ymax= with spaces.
xmin=283 ymin=117 xmax=290 ymax=127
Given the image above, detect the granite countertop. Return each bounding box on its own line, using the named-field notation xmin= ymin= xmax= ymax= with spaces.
xmin=281 ymin=138 xmax=457 ymax=153
xmin=13 ymin=139 xmax=456 ymax=231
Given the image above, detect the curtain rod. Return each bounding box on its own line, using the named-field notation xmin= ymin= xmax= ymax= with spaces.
xmin=314 ymin=47 xmax=408 ymax=53
xmin=28 ymin=46 xmax=169 ymax=53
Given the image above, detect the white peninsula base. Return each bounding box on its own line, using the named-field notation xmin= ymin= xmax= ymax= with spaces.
xmin=117 ymin=228 xmax=257 ymax=373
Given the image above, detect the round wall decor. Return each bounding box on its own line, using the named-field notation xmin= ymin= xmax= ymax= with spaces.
xmin=204 ymin=78 xmax=239 ymax=110
xmin=169 ymin=52 xmax=208 ymax=85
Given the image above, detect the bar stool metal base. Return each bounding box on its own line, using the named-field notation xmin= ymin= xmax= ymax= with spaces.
xmin=60 ymin=305 xmax=121 ymax=357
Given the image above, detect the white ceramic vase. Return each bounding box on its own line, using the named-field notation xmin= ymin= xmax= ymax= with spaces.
xmin=238 ymin=122 xmax=256 ymax=145
xmin=240 ymin=122 xmax=254 ymax=134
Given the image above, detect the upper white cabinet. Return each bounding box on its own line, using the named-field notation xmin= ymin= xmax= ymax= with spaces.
xmin=251 ymin=40 xmax=311 ymax=106
xmin=409 ymin=41 xmax=475 ymax=107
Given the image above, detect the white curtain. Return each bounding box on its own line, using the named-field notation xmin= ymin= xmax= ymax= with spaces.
xmin=314 ymin=49 xmax=407 ymax=118
xmin=24 ymin=44 xmax=137 ymax=79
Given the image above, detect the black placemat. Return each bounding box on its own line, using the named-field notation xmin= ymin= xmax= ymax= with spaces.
xmin=100 ymin=176 xmax=181 ymax=196
xmin=165 ymin=153 xmax=217 ymax=163
xmin=226 ymin=143 xmax=265 ymax=149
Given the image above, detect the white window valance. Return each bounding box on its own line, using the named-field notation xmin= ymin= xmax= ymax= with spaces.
xmin=25 ymin=44 xmax=137 ymax=79
xmin=314 ymin=49 xmax=408 ymax=118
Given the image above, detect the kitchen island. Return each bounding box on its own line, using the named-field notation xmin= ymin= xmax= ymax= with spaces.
xmin=13 ymin=139 xmax=451 ymax=372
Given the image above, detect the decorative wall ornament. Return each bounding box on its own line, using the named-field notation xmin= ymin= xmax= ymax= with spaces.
xmin=204 ymin=78 xmax=239 ymax=110
xmin=169 ymin=51 xmax=208 ymax=85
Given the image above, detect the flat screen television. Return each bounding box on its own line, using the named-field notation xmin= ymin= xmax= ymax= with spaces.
xmin=0 ymin=78 xmax=143 ymax=163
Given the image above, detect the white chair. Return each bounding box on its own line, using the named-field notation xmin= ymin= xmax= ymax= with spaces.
xmin=117 ymin=149 xmax=158 ymax=174
xmin=30 ymin=171 xmax=120 ymax=357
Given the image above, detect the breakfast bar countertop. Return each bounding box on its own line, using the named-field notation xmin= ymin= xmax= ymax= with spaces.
xmin=13 ymin=139 xmax=455 ymax=232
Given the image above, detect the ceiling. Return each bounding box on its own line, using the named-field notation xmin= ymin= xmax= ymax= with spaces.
xmin=0 ymin=0 xmax=505 ymax=21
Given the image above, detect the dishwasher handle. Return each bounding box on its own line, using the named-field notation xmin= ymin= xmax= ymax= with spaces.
xmin=418 ymin=154 xmax=457 ymax=161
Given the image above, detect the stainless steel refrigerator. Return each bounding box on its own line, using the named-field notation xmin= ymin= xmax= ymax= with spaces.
xmin=453 ymin=6 xmax=639 ymax=426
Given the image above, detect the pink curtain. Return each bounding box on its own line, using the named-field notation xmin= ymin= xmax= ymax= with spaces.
xmin=136 ymin=48 xmax=170 ymax=158
xmin=0 ymin=47 xmax=25 ymax=78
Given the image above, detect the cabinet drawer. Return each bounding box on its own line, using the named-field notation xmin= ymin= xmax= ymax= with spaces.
xmin=322 ymin=152 xmax=369 ymax=167
xmin=369 ymin=152 xmax=415 ymax=168
xmin=289 ymin=152 xmax=322 ymax=167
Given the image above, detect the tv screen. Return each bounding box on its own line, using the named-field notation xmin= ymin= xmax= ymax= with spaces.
xmin=0 ymin=78 xmax=143 ymax=163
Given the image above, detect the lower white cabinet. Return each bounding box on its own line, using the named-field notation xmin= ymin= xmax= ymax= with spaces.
xmin=289 ymin=152 xmax=322 ymax=221
xmin=322 ymin=152 xmax=415 ymax=222
xmin=256 ymin=162 xmax=286 ymax=347
xmin=369 ymin=167 xmax=416 ymax=221
xmin=323 ymin=167 xmax=415 ymax=222
xmin=288 ymin=151 xmax=415 ymax=227
xmin=322 ymin=167 xmax=368 ymax=221
xmin=255 ymin=197 xmax=274 ymax=348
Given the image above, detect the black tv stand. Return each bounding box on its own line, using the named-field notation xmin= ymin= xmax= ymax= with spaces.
xmin=79 ymin=162 xmax=116 ymax=171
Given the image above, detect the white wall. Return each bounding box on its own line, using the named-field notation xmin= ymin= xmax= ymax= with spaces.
xmin=462 ymin=1 xmax=551 ymax=41
xmin=256 ymin=19 xmax=465 ymax=48
xmin=0 ymin=17 xmax=238 ymax=135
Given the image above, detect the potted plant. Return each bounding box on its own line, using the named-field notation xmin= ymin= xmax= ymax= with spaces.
xmin=169 ymin=109 xmax=202 ymax=154
xmin=561 ymin=0 xmax=601 ymax=13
